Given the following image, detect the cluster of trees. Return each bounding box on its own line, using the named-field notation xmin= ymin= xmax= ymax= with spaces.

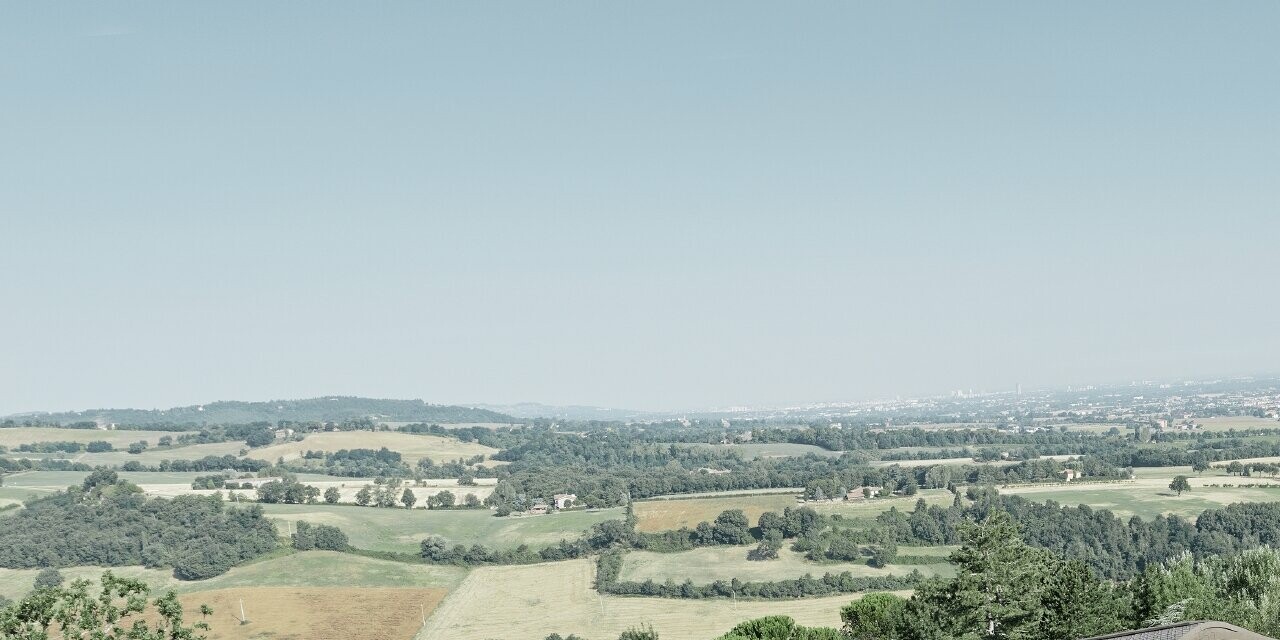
xmin=715 ymin=616 xmax=841 ymax=640
xmin=286 ymin=447 xmax=411 ymax=477
xmin=631 ymin=506 xmax=826 ymax=555
xmin=595 ymin=549 xmax=920 ymax=600
xmin=0 ymin=470 xmax=278 ymax=580
xmin=836 ymin=513 xmax=1280 ymax=640
xmin=0 ymin=457 xmax=93 ymax=473
xmin=117 ymin=455 xmax=267 ymax=473
xmin=256 ymin=478 xmax=321 ymax=504
xmin=191 ymin=474 xmax=239 ymax=490
xmin=290 ymin=521 xmax=349 ymax=551
xmin=876 ymin=489 xmax=1280 ymax=580
xmin=754 ymin=423 xmax=1096 ymax=452
xmin=13 ymin=441 xmax=105 ymax=454
xmin=415 ymin=455 xmax=495 ymax=480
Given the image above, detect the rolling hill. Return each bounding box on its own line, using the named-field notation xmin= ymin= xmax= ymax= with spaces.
xmin=6 ymin=396 xmax=517 ymax=426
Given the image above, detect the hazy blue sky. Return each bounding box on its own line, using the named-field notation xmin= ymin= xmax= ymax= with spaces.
xmin=3 ymin=3 xmax=1278 ymax=414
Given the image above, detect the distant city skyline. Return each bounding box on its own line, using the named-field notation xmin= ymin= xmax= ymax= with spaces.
xmin=3 ymin=2 xmax=1278 ymax=415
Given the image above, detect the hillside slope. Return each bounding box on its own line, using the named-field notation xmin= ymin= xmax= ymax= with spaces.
xmin=8 ymin=396 xmax=517 ymax=425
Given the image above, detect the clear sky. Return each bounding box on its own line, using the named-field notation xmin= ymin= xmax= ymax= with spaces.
xmin=3 ymin=2 xmax=1278 ymax=415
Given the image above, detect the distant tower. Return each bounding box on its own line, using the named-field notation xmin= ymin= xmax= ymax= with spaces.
xmin=1016 ymin=383 xmax=1022 ymax=396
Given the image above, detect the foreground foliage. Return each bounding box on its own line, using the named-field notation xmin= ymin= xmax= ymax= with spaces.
xmin=0 ymin=571 xmax=211 ymax=639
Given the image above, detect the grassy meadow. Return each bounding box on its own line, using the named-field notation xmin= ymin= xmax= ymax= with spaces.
xmin=256 ymin=503 xmax=625 ymax=552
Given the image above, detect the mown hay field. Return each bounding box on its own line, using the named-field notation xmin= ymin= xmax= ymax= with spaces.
xmin=177 ymin=587 xmax=448 ymax=640
xmin=246 ymin=431 xmax=500 ymax=465
xmin=619 ymin=545 xmax=954 ymax=585
xmin=418 ymin=558 xmax=893 ymax=640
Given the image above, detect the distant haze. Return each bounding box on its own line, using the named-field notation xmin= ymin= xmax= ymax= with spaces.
xmin=3 ymin=2 xmax=1278 ymax=415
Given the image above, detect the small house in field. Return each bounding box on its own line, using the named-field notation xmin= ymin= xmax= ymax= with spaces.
xmin=528 ymin=503 xmax=549 ymax=515
xmin=553 ymin=493 xmax=576 ymax=510
xmin=1061 ymin=469 xmax=1079 ymax=482
xmin=847 ymin=487 xmax=880 ymax=501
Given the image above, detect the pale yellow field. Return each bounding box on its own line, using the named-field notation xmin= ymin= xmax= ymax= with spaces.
xmin=178 ymin=587 xmax=447 ymax=640
xmin=245 ymin=431 xmax=501 ymax=465
xmin=0 ymin=427 xmax=190 ymax=448
xmin=418 ymin=558 xmax=889 ymax=640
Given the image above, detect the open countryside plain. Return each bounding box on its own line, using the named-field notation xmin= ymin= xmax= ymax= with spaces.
xmin=417 ymin=558 xmax=897 ymax=640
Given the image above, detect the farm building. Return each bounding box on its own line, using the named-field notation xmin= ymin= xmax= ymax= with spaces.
xmin=1062 ymin=469 xmax=1079 ymax=482
xmin=846 ymin=487 xmax=880 ymax=501
xmin=553 ymin=493 xmax=577 ymax=509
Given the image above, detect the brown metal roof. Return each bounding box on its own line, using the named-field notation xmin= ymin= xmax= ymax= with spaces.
xmin=1082 ymin=621 xmax=1277 ymax=640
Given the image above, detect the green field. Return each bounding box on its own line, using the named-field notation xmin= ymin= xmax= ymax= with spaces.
xmin=619 ymin=545 xmax=954 ymax=585
xmin=257 ymin=503 xmax=625 ymax=552
xmin=0 ymin=550 xmax=466 ymax=600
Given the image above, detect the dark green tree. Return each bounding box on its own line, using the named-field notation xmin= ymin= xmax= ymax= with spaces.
xmin=841 ymin=592 xmax=908 ymax=640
